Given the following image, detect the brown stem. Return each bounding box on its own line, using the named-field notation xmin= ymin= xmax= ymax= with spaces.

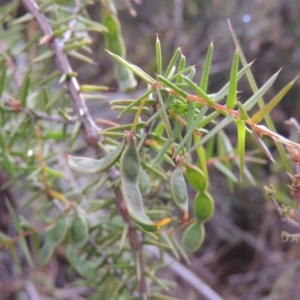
xmin=21 ymin=0 xmax=101 ymax=148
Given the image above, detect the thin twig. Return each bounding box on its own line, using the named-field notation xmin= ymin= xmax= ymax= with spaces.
xmin=21 ymin=0 xmax=101 ymax=148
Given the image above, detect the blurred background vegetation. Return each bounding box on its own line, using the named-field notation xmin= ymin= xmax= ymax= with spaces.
xmin=1 ymin=0 xmax=300 ymax=299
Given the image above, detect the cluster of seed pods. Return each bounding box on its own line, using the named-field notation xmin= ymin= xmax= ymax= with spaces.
xmin=66 ymin=131 xmax=214 ymax=252
xmin=182 ymin=163 xmax=215 ymax=252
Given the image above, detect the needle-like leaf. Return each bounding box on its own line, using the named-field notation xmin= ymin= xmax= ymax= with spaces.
xmin=226 ymin=50 xmax=239 ymax=109
xmin=243 ymin=70 xmax=281 ymax=111
xmin=188 ymin=115 xmax=235 ymax=154
xmin=251 ymin=76 xmax=298 ymax=123
xmin=200 ymin=42 xmax=213 ymax=92
xmin=236 ymin=120 xmax=246 ymax=181
xmin=156 ymin=35 xmax=162 ymax=75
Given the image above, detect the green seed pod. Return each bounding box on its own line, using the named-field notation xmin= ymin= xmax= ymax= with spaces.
xmin=66 ymin=138 xmax=125 ymax=173
xmin=120 ymin=132 xmax=171 ymax=232
xmin=182 ymin=221 xmax=205 ymax=252
xmin=71 ymin=214 xmax=89 ymax=248
xmin=193 ymin=191 xmax=215 ymax=223
xmin=170 ymin=166 xmax=189 ymax=222
xmin=184 ymin=163 xmax=208 ymax=192
xmin=138 ymin=168 xmax=151 ymax=196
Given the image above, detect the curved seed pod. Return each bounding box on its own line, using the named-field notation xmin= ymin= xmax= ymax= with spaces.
xmin=182 ymin=221 xmax=205 ymax=252
xmin=193 ymin=191 xmax=215 ymax=223
xmin=138 ymin=168 xmax=151 ymax=196
xmin=184 ymin=163 xmax=208 ymax=192
xmin=71 ymin=214 xmax=89 ymax=248
xmin=66 ymin=138 xmax=125 ymax=173
xmin=170 ymin=166 xmax=189 ymax=223
xmin=120 ymin=132 xmax=171 ymax=232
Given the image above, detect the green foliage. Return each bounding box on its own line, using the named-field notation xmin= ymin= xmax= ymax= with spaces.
xmin=0 ymin=1 xmax=299 ymax=299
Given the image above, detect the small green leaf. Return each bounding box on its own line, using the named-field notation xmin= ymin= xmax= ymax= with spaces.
xmin=156 ymin=90 xmax=173 ymax=138
xmin=11 ymin=12 xmax=33 ymax=25
xmin=213 ymin=61 xmax=253 ymax=102
xmin=168 ymin=236 xmax=189 ymax=265
xmin=44 ymin=166 xmax=67 ymax=179
xmin=186 ymin=100 xmax=195 ymax=150
xmin=78 ymin=15 xmax=108 ymax=32
xmin=214 ymin=161 xmax=238 ymax=183
xmin=32 ymin=50 xmax=53 ymax=63
xmin=176 ymin=54 xmax=186 ymax=84
xmin=152 ymin=123 xmax=182 ymax=165
xmin=182 ymin=76 xmax=214 ymax=105
xmin=3 ymin=151 xmax=16 ymax=180
xmin=168 ymin=65 xmax=196 ymax=81
xmin=182 ymin=221 xmax=205 ymax=252
xmin=199 ymin=42 xmax=213 ymax=92
xmin=243 ymin=70 xmax=281 ymax=111
xmin=156 ymin=35 xmax=162 ymax=75
xmin=67 ymin=51 xmax=96 ymax=65
xmin=189 ymin=115 xmax=235 ymax=154
xmin=251 ymin=77 xmax=298 ymax=124
xmin=146 ymin=95 xmax=174 ymax=126
xmin=64 ymin=40 xmax=93 ymax=52
xmin=106 ymin=50 xmax=155 ymax=84
xmin=173 ymin=107 xmax=208 ymax=157
xmin=71 ymin=214 xmax=89 ymax=248
xmin=164 ymin=47 xmax=181 ymax=78
xmin=157 ymin=75 xmax=188 ymax=98
xmin=17 ymin=70 xmax=31 ymax=106
xmin=118 ymin=224 xmax=129 ymax=251
xmin=226 ymin=50 xmax=239 ymax=109
xmin=236 ymin=120 xmax=246 ymax=180
xmin=0 ymin=60 xmax=7 ymax=97
xmin=187 ymin=66 xmax=196 ymax=80
xmin=0 ymin=126 xmax=7 ymax=149
xmin=80 ymin=85 xmax=109 ymax=92
xmin=113 ymin=90 xmax=154 ymax=117
xmin=102 ymin=122 xmax=146 ymax=132
xmin=160 ymin=232 xmax=180 ymax=260
xmin=228 ymin=20 xmax=292 ymax=171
